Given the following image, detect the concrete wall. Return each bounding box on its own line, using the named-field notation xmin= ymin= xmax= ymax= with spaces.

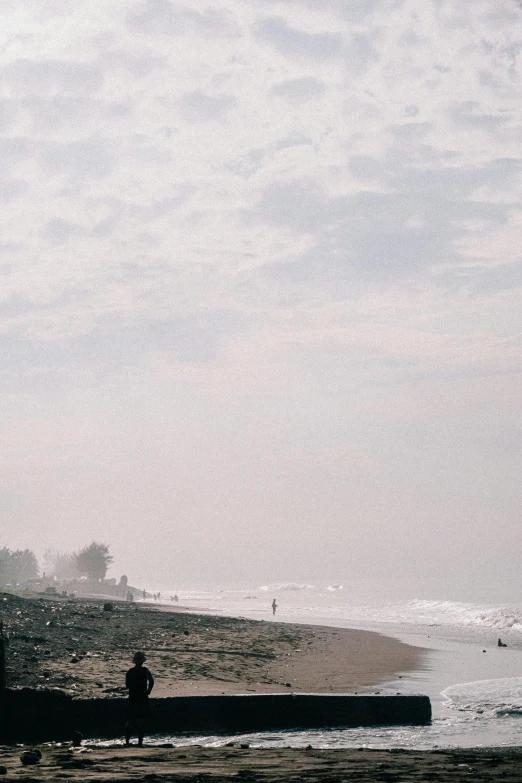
xmin=2 ymin=688 xmax=431 ymax=743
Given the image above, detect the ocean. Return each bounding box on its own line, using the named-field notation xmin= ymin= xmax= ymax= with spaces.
xmin=134 ymin=580 xmax=522 ymax=750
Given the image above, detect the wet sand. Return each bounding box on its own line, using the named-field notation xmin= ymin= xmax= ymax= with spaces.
xmin=2 ymin=592 xmax=422 ymax=697
xmin=0 ymin=744 xmax=521 ymax=782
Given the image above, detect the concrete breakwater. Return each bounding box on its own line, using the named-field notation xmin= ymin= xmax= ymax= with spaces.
xmin=1 ymin=688 xmax=431 ymax=742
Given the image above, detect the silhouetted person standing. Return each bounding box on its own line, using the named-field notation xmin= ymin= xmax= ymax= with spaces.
xmin=0 ymin=621 xmax=6 ymax=694
xmin=0 ymin=620 xmax=7 ymax=739
xmin=125 ymin=652 xmax=154 ymax=746
xmin=272 ymin=599 xmax=277 ymax=615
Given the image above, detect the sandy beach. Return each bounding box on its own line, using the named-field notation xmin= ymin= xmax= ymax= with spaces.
xmin=2 ymin=592 xmax=522 ymax=781
xmin=2 ymin=592 xmax=422 ymax=698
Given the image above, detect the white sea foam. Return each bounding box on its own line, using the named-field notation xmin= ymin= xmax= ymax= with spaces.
xmin=259 ymin=583 xmax=315 ymax=592
xmin=365 ymin=599 xmax=522 ymax=632
xmin=164 ymin=584 xmax=522 ymax=635
xmin=442 ymin=677 xmax=522 ymax=717
xmin=139 ymin=582 xmax=522 ymax=748
xmin=305 ymin=598 xmax=522 ymax=633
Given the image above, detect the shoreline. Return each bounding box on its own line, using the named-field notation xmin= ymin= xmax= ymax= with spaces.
xmin=2 ymin=592 xmax=424 ymax=698
xmin=5 ymin=591 xmax=522 ymax=751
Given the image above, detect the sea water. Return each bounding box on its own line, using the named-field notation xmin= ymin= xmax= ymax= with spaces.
xmin=133 ymin=581 xmax=522 ymax=750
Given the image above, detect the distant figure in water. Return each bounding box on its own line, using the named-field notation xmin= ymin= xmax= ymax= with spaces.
xmin=272 ymin=599 xmax=277 ymax=615
xmin=498 ymin=638 xmax=507 ymax=647
xmin=125 ymin=652 xmax=154 ymax=746
xmin=142 ymin=589 xmax=146 ymax=600
xmin=174 ymin=594 xmax=178 ymax=603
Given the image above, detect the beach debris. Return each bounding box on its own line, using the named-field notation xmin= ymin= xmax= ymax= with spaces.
xmin=183 ymin=630 xmax=190 ymax=635
xmin=0 ymin=765 xmax=7 ymax=775
xmin=20 ymin=749 xmax=42 ymax=765
xmin=103 ymin=602 xmax=114 ymax=612
xmin=498 ymin=638 xmax=507 ymax=647
xmin=71 ymin=656 xmax=79 ymax=663
xmin=303 ymin=744 xmax=313 ymax=750
xmin=239 ymin=743 xmax=250 ymax=749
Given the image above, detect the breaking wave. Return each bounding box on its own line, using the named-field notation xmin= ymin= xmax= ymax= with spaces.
xmin=259 ymin=583 xmax=315 ymax=592
xmin=360 ymin=599 xmax=522 ymax=632
xmin=442 ymin=677 xmax=522 ymax=717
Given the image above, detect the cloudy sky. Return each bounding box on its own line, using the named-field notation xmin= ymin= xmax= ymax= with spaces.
xmin=1 ymin=0 xmax=521 ymax=592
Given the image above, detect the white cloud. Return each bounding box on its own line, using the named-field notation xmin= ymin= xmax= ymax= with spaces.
xmin=270 ymin=77 xmax=326 ymax=104
xmin=253 ymin=16 xmax=343 ymax=59
xmin=42 ymin=217 xmax=84 ymax=243
xmin=176 ymin=90 xmax=236 ymax=122
xmin=0 ymin=179 xmax=27 ymax=202
xmin=0 ymin=0 xmax=521 ymax=584
xmin=3 ymin=59 xmax=103 ymax=96
xmin=126 ymin=0 xmax=237 ymax=38
xmin=41 ymin=138 xmax=117 ymax=180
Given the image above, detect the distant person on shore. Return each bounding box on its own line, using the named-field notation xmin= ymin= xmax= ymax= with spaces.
xmin=142 ymin=589 xmax=146 ymax=600
xmin=272 ymin=599 xmax=277 ymax=615
xmin=125 ymin=652 xmax=154 ymax=746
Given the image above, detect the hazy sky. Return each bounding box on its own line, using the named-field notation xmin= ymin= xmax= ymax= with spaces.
xmin=1 ymin=0 xmax=521 ymax=592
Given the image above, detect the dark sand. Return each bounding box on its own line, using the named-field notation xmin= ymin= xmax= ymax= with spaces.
xmin=2 ymin=592 xmax=422 ymax=697
xmin=1 ymin=744 xmax=521 ymax=782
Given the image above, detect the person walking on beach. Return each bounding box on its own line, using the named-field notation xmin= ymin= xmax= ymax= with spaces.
xmin=125 ymin=651 xmax=154 ymax=746
xmin=272 ymin=599 xmax=277 ymax=616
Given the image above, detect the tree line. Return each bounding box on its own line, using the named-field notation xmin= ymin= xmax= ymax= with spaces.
xmin=0 ymin=541 xmax=113 ymax=587
xmin=0 ymin=548 xmax=38 ymax=586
